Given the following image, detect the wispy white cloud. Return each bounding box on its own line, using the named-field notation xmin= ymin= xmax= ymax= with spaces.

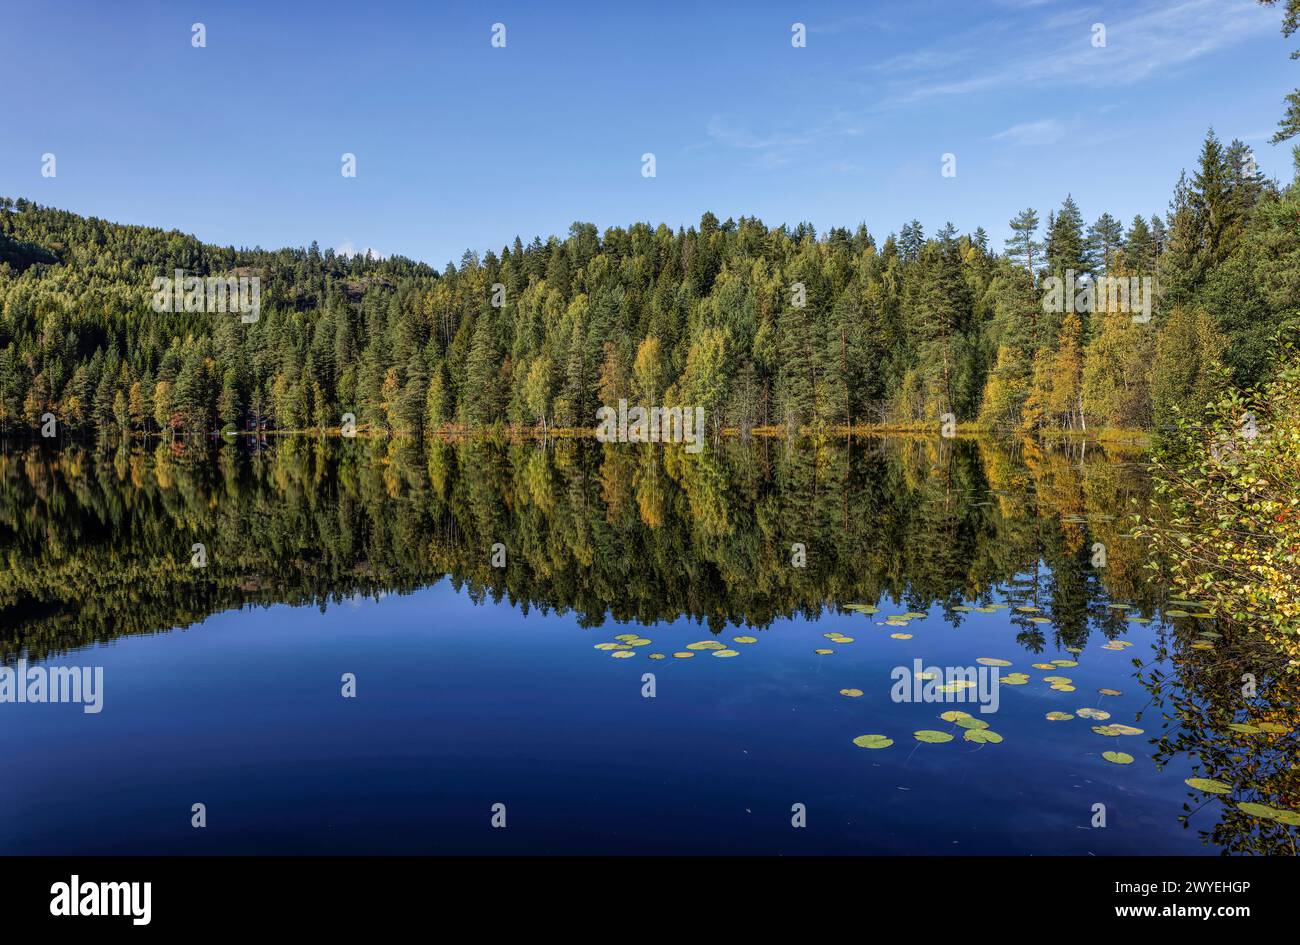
xmin=880 ymin=0 xmax=1276 ymax=106
xmin=704 ymin=112 xmax=863 ymax=168
xmin=990 ymin=118 xmax=1068 ymax=146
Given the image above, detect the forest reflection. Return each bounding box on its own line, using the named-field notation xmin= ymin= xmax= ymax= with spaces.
xmin=0 ymin=434 xmax=1160 ymax=660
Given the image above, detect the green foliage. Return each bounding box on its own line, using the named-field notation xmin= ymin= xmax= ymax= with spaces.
xmin=1138 ymin=335 xmax=1300 ymax=667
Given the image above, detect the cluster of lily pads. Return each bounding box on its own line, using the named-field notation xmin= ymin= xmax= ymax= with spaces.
xmin=851 ymin=709 xmax=1005 ymax=751
xmin=841 ymin=602 xmax=928 ymax=642
xmin=593 ymin=632 xmax=759 ymax=660
xmin=1182 ymin=777 xmax=1300 ymax=825
xmin=837 ymin=617 xmax=1156 ymax=766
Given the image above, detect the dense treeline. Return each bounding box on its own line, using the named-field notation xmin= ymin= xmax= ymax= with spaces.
xmin=1 ymin=134 xmax=1297 ymax=439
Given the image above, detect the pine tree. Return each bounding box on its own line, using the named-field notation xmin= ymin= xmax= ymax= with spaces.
xmin=1005 ymin=208 xmax=1042 ymax=285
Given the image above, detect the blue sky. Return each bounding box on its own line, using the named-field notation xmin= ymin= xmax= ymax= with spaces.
xmin=1 ymin=0 xmax=1295 ymax=264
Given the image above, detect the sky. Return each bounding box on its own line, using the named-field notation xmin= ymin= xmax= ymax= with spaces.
xmin=1 ymin=0 xmax=1295 ymax=266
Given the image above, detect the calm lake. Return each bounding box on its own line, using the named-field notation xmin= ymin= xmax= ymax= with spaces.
xmin=1 ymin=436 xmax=1295 ymax=855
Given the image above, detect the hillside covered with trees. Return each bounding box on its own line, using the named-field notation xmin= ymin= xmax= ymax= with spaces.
xmin=1 ymin=132 xmax=1297 ymax=440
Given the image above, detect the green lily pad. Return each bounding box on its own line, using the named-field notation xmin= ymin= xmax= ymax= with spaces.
xmin=1185 ymin=778 xmax=1232 ymax=794
xmin=940 ymin=710 xmax=972 ymax=722
xmin=853 ymin=734 xmax=893 ymax=749
xmin=1102 ymin=751 xmax=1134 ymax=765
xmin=913 ymin=730 xmax=955 ymax=744
xmin=956 ymin=717 xmax=990 ymax=730
xmin=1236 ymin=802 xmax=1296 ymax=822
xmin=840 ymin=688 xmax=864 ymax=697
xmin=1046 ymin=711 xmax=1074 ymax=721
xmin=963 ymin=728 xmax=1003 ymax=744
xmin=733 ymin=636 xmax=758 ymax=644
xmin=713 ymin=649 xmax=739 ymax=658
xmin=977 ymin=657 xmax=1012 ymax=667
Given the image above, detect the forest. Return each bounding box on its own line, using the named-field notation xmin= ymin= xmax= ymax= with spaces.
xmin=1 ymin=129 xmax=1297 ymax=441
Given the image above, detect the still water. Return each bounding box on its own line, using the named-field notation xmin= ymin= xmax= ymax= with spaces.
xmin=0 ymin=437 xmax=1295 ymax=854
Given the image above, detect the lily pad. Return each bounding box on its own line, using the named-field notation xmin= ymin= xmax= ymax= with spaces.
xmin=1102 ymin=751 xmax=1134 ymax=765
xmin=713 ymin=649 xmax=740 ymax=658
xmin=963 ymin=729 xmax=1003 ymax=744
xmin=913 ymin=730 xmax=955 ymax=744
xmin=686 ymin=640 xmax=725 ymax=650
xmin=956 ymin=717 xmax=990 ymax=730
xmin=1235 ymin=802 xmax=1300 ymax=823
xmin=648 ymin=653 xmax=667 ymax=660
xmin=1077 ymin=708 xmax=1111 ymax=720
xmin=733 ymin=636 xmax=758 ymax=644
xmin=672 ymin=652 xmax=695 ymax=659
xmin=890 ymin=633 xmax=913 ymax=640
xmin=840 ymin=688 xmax=864 ymax=698
xmin=940 ymin=710 xmax=972 ymax=722
xmin=977 ymin=657 xmax=1012 ymax=667
xmin=1185 ymin=777 xmax=1232 ymax=794
xmin=611 ymin=650 xmax=635 ymax=659
xmin=1098 ymin=688 xmax=1122 ymax=697
xmin=1046 ymin=711 xmax=1074 ymax=721
xmin=853 ymin=734 xmax=893 ymax=749
xmin=814 ymin=648 xmax=834 ymax=655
